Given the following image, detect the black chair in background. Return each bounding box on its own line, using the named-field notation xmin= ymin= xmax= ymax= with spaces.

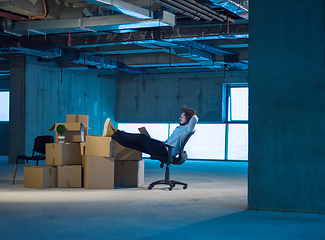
xmin=12 ymin=135 xmax=54 ymax=184
xmin=148 ymin=131 xmax=195 ymax=191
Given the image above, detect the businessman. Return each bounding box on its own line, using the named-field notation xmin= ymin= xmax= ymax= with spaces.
xmin=104 ymin=107 xmax=198 ymax=159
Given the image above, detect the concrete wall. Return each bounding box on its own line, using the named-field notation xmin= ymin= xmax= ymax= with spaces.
xmin=248 ymin=0 xmax=325 ymax=212
xmin=116 ymin=71 xmax=248 ymax=123
xmin=8 ymin=56 xmax=117 ymax=163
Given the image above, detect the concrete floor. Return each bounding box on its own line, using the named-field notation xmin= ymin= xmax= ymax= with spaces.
xmin=0 ymin=156 xmax=324 ymax=240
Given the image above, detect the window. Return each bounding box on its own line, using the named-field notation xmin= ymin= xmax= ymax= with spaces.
xmin=225 ymin=84 xmax=249 ymax=160
xmin=0 ymin=91 xmax=9 ymax=121
xmin=227 ymin=124 xmax=248 ymax=160
xmin=117 ymin=84 xmax=249 ymax=161
xmin=228 ymin=87 xmax=248 ymax=121
xmin=184 ymin=124 xmax=226 ymax=160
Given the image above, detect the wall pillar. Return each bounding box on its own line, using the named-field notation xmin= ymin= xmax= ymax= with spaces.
xmin=248 ymin=0 xmax=325 ymax=212
xmin=9 ymin=56 xmax=26 ymax=164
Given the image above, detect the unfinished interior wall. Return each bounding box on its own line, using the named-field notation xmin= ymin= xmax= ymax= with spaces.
xmin=116 ymin=71 xmax=248 ymax=123
xmin=8 ymin=56 xmax=117 ymax=163
xmin=249 ymin=0 xmax=325 ymax=212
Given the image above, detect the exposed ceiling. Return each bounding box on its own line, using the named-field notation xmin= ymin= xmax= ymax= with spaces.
xmin=0 ymin=0 xmax=249 ymax=75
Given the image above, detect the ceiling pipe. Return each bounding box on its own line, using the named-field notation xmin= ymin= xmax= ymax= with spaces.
xmin=152 ymin=0 xmax=201 ymax=21
xmin=174 ymin=0 xmax=225 ymax=22
xmin=152 ymin=0 xmax=234 ymax=23
xmin=184 ymin=0 xmax=231 ymax=22
xmin=0 ymin=11 xmax=28 ymax=21
xmin=160 ymin=0 xmax=213 ymax=21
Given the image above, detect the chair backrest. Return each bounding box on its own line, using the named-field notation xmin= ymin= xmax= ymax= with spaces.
xmin=172 ymin=130 xmax=195 ymax=165
xmin=32 ymin=135 xmax=54 ymax=156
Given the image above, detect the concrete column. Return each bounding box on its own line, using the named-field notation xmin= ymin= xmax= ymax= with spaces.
xmin=9 ymin=56 xmax=26 ymax=164
xmin=248 ymin=0 xmax=325 ymax=212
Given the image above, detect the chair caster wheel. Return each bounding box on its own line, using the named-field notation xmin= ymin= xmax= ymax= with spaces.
xmin=183 ymin=185 xmax=187 ymax=189
xmin=168 ymin=187 xmax=173 ymax=191
xmin=148 ymin=185 xmax=153 ymax=190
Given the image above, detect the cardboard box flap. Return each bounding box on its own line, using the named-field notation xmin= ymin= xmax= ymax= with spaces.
xmin=49 ymin=122 xmax=90 ymax=131
xmin=66 ymin=114 xmax=89 ymax=124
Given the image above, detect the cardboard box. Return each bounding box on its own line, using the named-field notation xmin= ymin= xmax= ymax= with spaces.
xmin=80 ymin=142 xmax=86 ymax=155
xmin=66 ymin=114 xmax=89 ymax=136
xmin=24 ymin=166 xmax=58 ymax=189
xmin=85 ymin=135 xmax=114 ymax=157
xmin=114 ymin=160 xmax=144 ymax=187
xmin=113 ymin=141 xmax=142 ymax=161
xmin=82 ymin=156 xmax=115 ymax=189
xmin=49 ymin=122 xmax=89 ymax=143
xmin=58 ymin=165 xmax=82 ymax=188
xmin=46 ymin=143 xmax=82 ymax=166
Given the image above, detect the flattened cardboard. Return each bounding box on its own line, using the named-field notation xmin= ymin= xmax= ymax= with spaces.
xmin=113 ymin=141 xmax=142 ymax=161
xmin=46 ymin=143 xmax=82 ymax=166
xmin=58 ymin=165 xmax=82 ymax=188
xmin=66 ymin=114 xmax=89 ymax=136
xmin=24 ymin=166 xmax=58 ymax=189
xmin=114 ymin=160 xmax=144 ymax=187
xmin=82 ymin=156 xmax=114 ymax=189
xmin=49 ymin=122 xmax=89 ymax=143
xmin=85 ymin=135 xmax=114 ymax=157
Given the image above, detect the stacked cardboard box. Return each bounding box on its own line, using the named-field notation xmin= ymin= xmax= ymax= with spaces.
xmin=24 ymin=114 xmax=86 ymax=189
xmin=24 ymin=114 xmax=145 ymax=189
xmin=113 ymin=141 xmax=144 ymax=188
xmin=82 ymin=128 xmax=144 ymax=188
xmin=82 ymin=135 xmax=115 ymax=189
xmin=58 ymin=165 xmax=82 ymax=188
xmin=24 ymin=166 xmax=58 ymax=189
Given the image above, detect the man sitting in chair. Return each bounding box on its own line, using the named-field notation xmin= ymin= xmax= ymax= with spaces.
xmin=104 ymin=107 xmax=198 ymax=161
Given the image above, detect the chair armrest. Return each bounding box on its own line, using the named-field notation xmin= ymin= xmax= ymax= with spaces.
xmin=163 ymin=143 xmax=174 ymax=149
xmin=163 ymin=144 xmax=174 ymax=165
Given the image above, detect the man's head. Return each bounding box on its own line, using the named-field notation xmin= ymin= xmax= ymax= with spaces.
xmin=179 ymin=106 xmax=196 ymax=125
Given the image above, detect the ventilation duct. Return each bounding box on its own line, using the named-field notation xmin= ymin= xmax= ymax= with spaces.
xmin=6 ymin=13 xmax=175 ymax=36
xmin=82 ymin=0 xmax=155 ymax=19
xmin=174 ymin=47 xmax=213 ymax=65
xmin=208 ymin=0 xmax=249 ymax=20
xmin=37 ymin=50 xmax=145 ymax=74
xmin=0 ymin=46 xmax=144 ymax=74
xmin=60 ymin=8 xmax=90 ymax=19
xmin=0 ymin=47 xmax=62 ymax=59
xmin=0 ymin=0 xmax=45 ymax=18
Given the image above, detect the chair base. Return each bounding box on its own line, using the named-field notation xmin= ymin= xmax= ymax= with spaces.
xmin=148 ymin=179 xmax=187 ymax=191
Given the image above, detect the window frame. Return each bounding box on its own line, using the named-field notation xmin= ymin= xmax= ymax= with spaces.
xmin=223 ymin=83 xmax=249 ymax=161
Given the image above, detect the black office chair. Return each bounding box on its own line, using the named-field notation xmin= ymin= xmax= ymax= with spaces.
xmin=148 ymin=131 xmax=195 ymax=191
xmin=12 ymin=135 xmax=54 ymax=184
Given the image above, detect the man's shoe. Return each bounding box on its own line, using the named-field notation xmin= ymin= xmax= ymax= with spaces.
xmin=103 ymin=118 xmax=116 ymax=137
